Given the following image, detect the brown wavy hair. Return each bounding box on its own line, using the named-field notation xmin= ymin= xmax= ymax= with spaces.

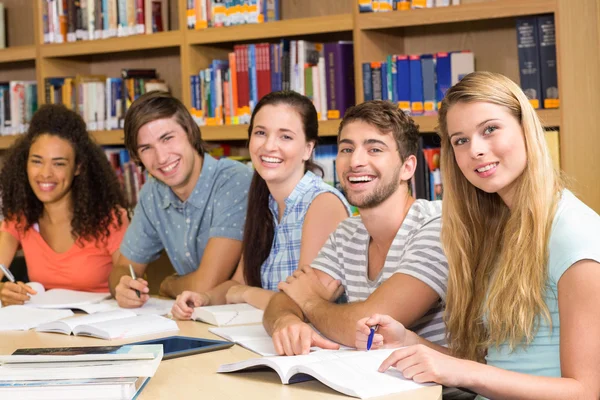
xmin=0 ymin=104 xmax=130 ymax=245
xmin=243 ymin=91 xmax=323 ymax=288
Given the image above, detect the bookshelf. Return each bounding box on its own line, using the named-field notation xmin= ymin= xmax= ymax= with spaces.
xmin=0 ymin=0 xmax=597 ymax=211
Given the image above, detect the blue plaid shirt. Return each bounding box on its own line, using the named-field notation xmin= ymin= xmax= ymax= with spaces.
xmin=261 ymin=171 xmax=351 ymax=291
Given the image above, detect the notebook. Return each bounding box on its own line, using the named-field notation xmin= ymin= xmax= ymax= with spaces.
xmin=191 ymin=304 xmax=263 ymax=326
xmin=0 ymin=306 xmax=74 ymax=331
xmin=35 ymin=309 xmax=137 ymax=335
xmin=218 ymin=348 xmax=432 ymax=399
xmin=72 ymin=314 xmax=179 ymax=340
xmin=77 ymin=298 xmax=175 ymax=315
xmin=24 ymin=284 xmax=111 ymax=310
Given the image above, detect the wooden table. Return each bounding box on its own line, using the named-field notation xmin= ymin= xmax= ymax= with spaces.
xmin=0 ymin=320 xmax=442 ymax=400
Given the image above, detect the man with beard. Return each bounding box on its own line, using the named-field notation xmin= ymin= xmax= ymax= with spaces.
xmin=263 ymin=100 xmax=448 ymax=357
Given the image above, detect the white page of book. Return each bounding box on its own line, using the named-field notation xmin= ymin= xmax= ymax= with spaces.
xmin=74 ymin=314 xmax=178 ymax=340
xmin=78 ymin=298 xmax=175 ymax=315
xmin=25 ymin=289 xmax=110 ymax=309
xmin=0 ymin=306 xmax=74 ymax=331
xmin=46 ymin=309 xmax=137 ymax=331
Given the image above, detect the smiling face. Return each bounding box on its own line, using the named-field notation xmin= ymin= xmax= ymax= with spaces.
xmin=27 ymin=134 xmax=79 ymax=206
xmin=249 ymin=104 xmax=314 ymax=189
xmin=447 ymin=101 xmax=527 ymax=207
xmin=137 ymin=117 xmax=202 ymax=200
xmin=337 ymin=120 xmax=413 ymax=209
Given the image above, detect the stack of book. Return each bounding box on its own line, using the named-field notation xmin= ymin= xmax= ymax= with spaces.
xmin=0 ymin=344 xmax=163 ymax=399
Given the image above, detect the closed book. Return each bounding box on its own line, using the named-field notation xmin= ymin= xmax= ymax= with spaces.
xmin=537 ymin=14 xmax=559 ymax=109
xmin=516 ymin=17 xmax=542 ymax=109
xmin=192 ymin=303 xmax=263 ymax=326
xmin=324 ymin=41 xmax=355 ymax=119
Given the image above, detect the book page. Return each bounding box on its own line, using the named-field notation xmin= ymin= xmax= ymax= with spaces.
xmin=0 ymin=306 xmax=74 ymax=331
xmin=74 ymin=315 xmax=178 ymax=340
xmin=209 ymin=325 xmax=278 ymax=356
xmin=193 ymin=303 xmax=263 ymax=326
xmin=78 ymin=298 xmax=175 ymax=315
xmin=38 ymin=309 xmax=137 ymax=332
xmin=25 ymin=289 xmax=110 ymax=309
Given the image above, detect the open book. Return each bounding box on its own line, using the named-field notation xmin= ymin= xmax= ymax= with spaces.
xmin=192 ymin=304 xmax=263 ymax=326
xmin=77 ymin=298 xmax=175 ymax=315
xmin=35 ymin=309 xmax=137 ymax=335
xmin=0 ymin=306 xmax=74 ymax=331
xmin=218 ymin=349 xmax=432 ymax=399
xmin=209 ymin=325 xmax=278 ymax=356
xmin=64 ymin=314 xmax=179 ymax=340
xmin=24 ymin=283 xmax=110 ymax=310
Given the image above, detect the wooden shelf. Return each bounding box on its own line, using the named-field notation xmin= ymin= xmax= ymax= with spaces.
xmin=357 ymin=0 xmax=557 ymax=30
xmin=202 ymin=119 xmax=342 ymax=141
xmin=91 ymin=130 xmax=125 ymax=145
xmin=40 ymin=31 xmax=183 ymax=58
xmin=0 ymin=45 xmax=37 ymax=63
xmin=187 ymin=14 xmax=353 ymax=45
xmin=413 ymin=109 xmax=560 ymax=133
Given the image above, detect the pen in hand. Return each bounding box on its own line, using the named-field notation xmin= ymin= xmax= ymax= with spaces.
xmin=366 ymin=324 xmax=379 ymax=351
xmin=0 ymin=264 xmax=15 ymax=283
xmin=128 ymin=264 xmax=141 ymax=299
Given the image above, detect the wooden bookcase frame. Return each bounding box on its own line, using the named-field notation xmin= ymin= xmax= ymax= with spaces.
xmin=0 ymin=0 xmax=597 ymax=211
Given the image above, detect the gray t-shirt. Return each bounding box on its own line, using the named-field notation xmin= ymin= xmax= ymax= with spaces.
xmin=312 ymin=199 xmax=448 ymax=344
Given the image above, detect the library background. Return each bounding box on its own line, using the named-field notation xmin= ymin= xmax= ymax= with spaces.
xmin=0 ymin=0 xmax=597 ymax=254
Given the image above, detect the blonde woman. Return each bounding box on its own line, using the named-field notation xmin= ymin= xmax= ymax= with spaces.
xmin=355 ymin=72 xmax=600 ymax=399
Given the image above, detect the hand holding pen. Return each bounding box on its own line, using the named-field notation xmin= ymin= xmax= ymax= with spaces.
xmin=355 ymin=314 xmax=409 ymax=351
xmin=114 ymin=263 xmax=149 ymax=308
xmin=0 ymin=263 xmax=37 ymax=306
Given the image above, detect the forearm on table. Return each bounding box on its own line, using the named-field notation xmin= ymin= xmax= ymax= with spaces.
xmin=263 ymin=292 xmax=305 ymax=335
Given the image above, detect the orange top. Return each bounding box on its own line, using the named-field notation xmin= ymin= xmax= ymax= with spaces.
xmin=1 ymin=211 xmax=129 ymax=293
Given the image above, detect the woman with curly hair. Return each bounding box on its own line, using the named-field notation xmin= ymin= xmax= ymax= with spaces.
xmin=0 ymin=104 xmax=130 ymax=306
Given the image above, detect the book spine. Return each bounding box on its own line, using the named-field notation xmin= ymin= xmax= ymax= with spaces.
xmin=337 ymin=42 xmax=355 ymax=118
xmin=371 ymin=61 xmax=382 ymax=101
xmin=421 ymin=54 xmax=436 ymax=115
xmin=409 ymin=54 xmax=423 ymax=116
xmin=362 ymin=62 xmax=373 ymax=101
xmin=516 ymin=17 xmax=542 ymax=109
xmin=435 ymin=52 xmax=450 ymax=110
xmin=537 ymin=14 xmax=559 ymax=109
xmin=381 ymin=61 xmax=388 ymax=101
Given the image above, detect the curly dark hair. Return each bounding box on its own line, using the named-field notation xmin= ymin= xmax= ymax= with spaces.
xmin=0 ymin=104 xmax=130 ymax=245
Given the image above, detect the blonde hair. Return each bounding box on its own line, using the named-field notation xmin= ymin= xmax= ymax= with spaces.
xmin=437 ymin=72 xmax=563 ymax=361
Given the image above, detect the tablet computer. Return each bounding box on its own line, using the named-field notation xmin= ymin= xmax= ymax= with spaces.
xmin=127 ymin=336 xmax=234 ymax=360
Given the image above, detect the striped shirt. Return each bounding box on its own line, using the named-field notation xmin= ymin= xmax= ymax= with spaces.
xmin=312 ymin=200 xmax=473 ymax=399
xmin=261 ymin=171 xmax=351 ymax=291
xmin=311 ymin=199 xmax=448 ymax=344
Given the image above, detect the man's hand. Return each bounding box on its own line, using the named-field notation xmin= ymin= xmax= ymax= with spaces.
xmin=159 ymin=274 xmax=178 ymax=298
xmin=0 ymin=282 xmax=37 ymax=306
xmin=115 ymin=275 xmax=149 ymax=308
xmin=171 ymin=291 xmax=210 ymax=320
xmin=271 ymin=314 xmax=340 ymax=356
xmin=278 ymin=265 xmax=343 ymax=310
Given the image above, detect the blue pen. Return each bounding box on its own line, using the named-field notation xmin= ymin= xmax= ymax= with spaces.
xmin=366 ymin=324 xmax=379 ymax=351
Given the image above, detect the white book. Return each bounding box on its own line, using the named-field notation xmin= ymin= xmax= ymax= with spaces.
xmin=0 ymin=345 xmax=163 ymax=381
xmin=76 ymin=298 xmax=175 ymax=315
xmin=191 ymin=303 xmax=263 ymax=326
xmin=0 ymin=306 xmax=74 ymax=331
xmin=218 ymin=349 xmax=432 ymax=399
xmin=24 ymin=283 xmax=110 ymax=310
xmin=450 ymin=51 xmax=475 ymax=85
xmin=72 ymin=314 xmax=179 ymax=340
xmin=209 ymin=324 xmax=278 ymax=356
xmin=0 ymin=377 xmax=146 ymax=400
xmin=35 ymin=309 xmax=136 ymax=335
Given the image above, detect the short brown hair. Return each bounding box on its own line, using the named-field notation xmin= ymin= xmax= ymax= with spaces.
xmin=338 ymin=100 xmax=420 ymax=161
xmin=123 ymin=91 xmax=207 ymax=163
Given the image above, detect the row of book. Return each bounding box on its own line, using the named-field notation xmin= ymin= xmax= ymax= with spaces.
xmin=42 ymin=0 xmax=170 ymax=44
xmin=516 ymin=14 xmax=559 ymax=109
xmin=190 ymin=40 xmax=355 ymax=126
xmin=45 ymin=69 xmax=169 ymax=131
xmin=186 ymin=0 xmax=280 ymax=29
xmin=105 ymin=147 xmax=146 ymax=207
xmin=363 ymin=51 xmax=474 ymax=116
xmin=358 ymin=0 xmax=459 ymax=13
xmin=0 ymin=81 xmax=39 ymax=136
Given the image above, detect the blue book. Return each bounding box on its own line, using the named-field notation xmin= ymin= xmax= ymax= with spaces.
xmin=409 ymin=55 xmax=423 ymax=116
xmin=396 ymin=55 xmax=410 ymax=114
xmin=435 ymin=52 xmax=451 ymax=110
xmin=381 ymin=62 xmax=388 ymax=101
